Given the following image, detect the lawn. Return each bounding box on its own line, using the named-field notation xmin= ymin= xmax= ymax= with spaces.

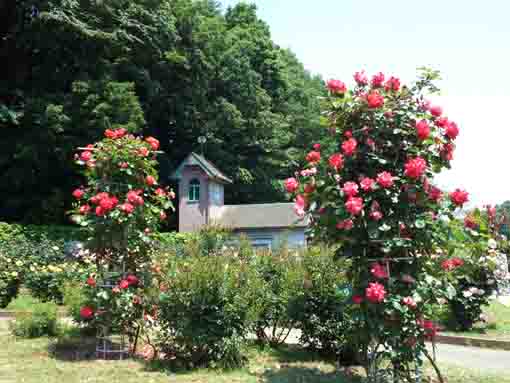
xmin=442 ymin=300 xmax=510 ymax=340
xmin=1 ymin=320 xmax=510 ymax=383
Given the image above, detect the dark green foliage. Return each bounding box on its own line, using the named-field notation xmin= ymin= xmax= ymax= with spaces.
xmin=0 ymin=0 xmax=325 ymax=224
xmin=157 ymin=255 xmax=262 ymax=368
xmin=10 ymin=301 xmax=59 ymax=338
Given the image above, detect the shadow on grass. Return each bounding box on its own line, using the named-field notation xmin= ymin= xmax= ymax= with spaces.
xmin=260 ymin=366 xmax=364 ymax=383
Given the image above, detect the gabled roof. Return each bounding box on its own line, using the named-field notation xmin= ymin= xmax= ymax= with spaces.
xmin=213 ymin=203 xmax=307 ymax=229
xmin=171 ymin=152 xmax=232 ymax=184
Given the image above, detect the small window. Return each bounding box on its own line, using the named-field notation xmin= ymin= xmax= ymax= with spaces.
xmin=188 ymin=179 xmax=200 ymax=202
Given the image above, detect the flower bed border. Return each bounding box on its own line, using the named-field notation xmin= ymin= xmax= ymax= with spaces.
xmin=432 ymin=334 xmax=510 ymax=351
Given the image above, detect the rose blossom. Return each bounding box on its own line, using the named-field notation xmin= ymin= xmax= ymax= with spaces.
xmin=145 ymin=136 xmax=160 ymax=150
xmin=294 ymin=194 xmax=307 ymax=217
xmin=445 ymin=121 xmax=459 ymax=140
xmin=404 ymin=157 xmax=427 ymax=179
xmin=402 ymin=296 xmax=417 ymax=309
xmin=327 ymin=79 xmax=347 ymax=94
xmin=119 ymin=279 xmax=130 ymax=289
xmin=72 ymin=188 xmax=85 ymax=199
xmin=384 ymin=76 xmax=400 ymax=92
xmin=464 ymin=215 xmax=477 ymax=229
xmin=415 ymin=120 xmax=430 ymax=141
xmin=284 ymin=177 xmax=299 ymax=193
xmin=370 ymin=210 xmax=383 ymax=221
xmin=80 ymin=306 xmax=94 ymax=319
xmin=360 ymin=177 xmax=374 ymax=191
xmin=354 ymin=70 xmax=369 ymax=85
xmin=306 ymin=150 xmax=321 ymax=164
xmin=342 ymin=181 xmax=359 ymax=198
xmin=155 ymin=188 xmax=166 ymax=197
xmin=352 ymin=295 xmax=364 ymax=304
xmin=450 ymin=188 xmax=469 ymax=206
xmin=428 ymin=186 xmax=442 ymax=202
xmin=86 ymin=277 xmax=96 ymax=287
xmin=366 ymin=91 xmax=384 ymax=108
xmin=160 ymin=211 xmax=167 ymax=221
xmin=313 ymin=143 xmax=321 ymax=150
xmin=80 ymin=151 xmax=92 ymax=161
xmin=328 ymin=153 xmax=344 ymax=170
xmin=79 ymin=205 xmax=91 ymax=215
xmin=304 ymin=183 xmax=315 ymax=194
xmin=145 ymin=175 xmax=156 ymax=186
xmin=429 ymin=105 xmax=443 ymax=117
xmin=370 ymin=263 xmax=388 ymax=279
xmin=120 ymin=203 xmax=135 ymax=214
xmin=344 ymin=130 xmax=353 ymax=138
xmin=126 ymin=274 xmax=139 ymax=286
xmin=370 ymin=72 xmax=385 ymax=88
xmin=341 ymin=138 xmax=357 ymax=156
xmin=138 ymin=147 xmax=149 ymax=157
xmin=345 ymin=197 xmax=364 ymax=215
xmin=336 ymin=219 xmax=354 ymax=230
xmin=365 ymin=282 xmax=386 ymax=303
xmin=127 ymin=190 xmax=144 ymax=205
xmin=376 ymin=171 xmax=394 ymax=188
xmin=300 ymin=167 xmax=317 ymax=177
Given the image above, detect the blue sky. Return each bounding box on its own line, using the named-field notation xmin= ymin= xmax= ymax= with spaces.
xmin=220 ymin=0 xmax=510 ymax=207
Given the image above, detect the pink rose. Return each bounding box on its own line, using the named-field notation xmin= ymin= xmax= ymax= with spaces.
xmin=450 ymin=189 xmax=469 ymax=206
xmin=328 ymin=153 xmax=344 ymax=171
xmin=370 ymin=210 xmax=383 ymax=221
xmin=284 ymin=177 xmax=299 ymax=193
xmin=360 ymin=177 xmax=374 ymax=191
xmin=402 ymin=296 xmax=417 ymax=309
xmin=354 ymin=70 xmax=368 ymax=86
xmin=429 ymin=105 xmax=443 ymax=117
xmin=160 ymin=211 xmax=167 ymax=221
xmin=376 ymin=171 xmax=394 ymax=188
xmin=294 ymin=194 xmax=307 ymax=217
xmin=119 ymin=279 xmax=130 ymax=289
xmin=86 ymin=277 xmax=96 ymax=287
xmin=341 ymin=138 xmax=357 ymax=156
xmin=366 ymin=91 xmax=384 ymax=108
xmin=138 ymin=147 xmax=149 ymax=157
xmin=365 ymin=282 xmax=386 ymax=303
xmin=404 ymin=157 xmax=427 ymax=179
xmin=445 ymin=121 xmax=459 ymax=140
xmin=370 ymin=72 xmax=385 ymax=88
xmin=352 ymin=295 xmax=364 ymax=304
xmin=370 ymin=263 xmax=388 ymax=279
xmin=305 ymin=150 xmax=321 ymax=164
xmin=155 ymin=188 xmax=166 ymax=196
xmin=120 ymin=203 xmax=135 ymax=214
xmin=145 ymin=136 xmax=160 ymax=150
xmin=80 ymin=151 xmax=92 ymax=161
xmin=428 ymin=186 xmax=442 ymax=202
xmin=464 ymin=215 xmax=477 ymax=229
xmin=342 ymin=181 xmax=359 ymax=198
xmin=415 ymin=120 xmax=430 ymax=141
xmin=327 ymin=79 xmax=347 ymax=94
xmin=336 ymin=219 xmax=354 ymax=230
xmin=80 ymin=306 xmax=94 ymax=319
xmin=72 ymin=188 xmax=85 ymax=199
xmin=313 ymin=143 xmax=321 ymax=150
xmin=79 ymin=205 xmax=91 ymax=215
xmin=345 ymin=197 xmax=364 ymax=215
xmin=384 ymin=76 xmax=400 ymax=92
xmin=146 ymin=175 xmax=156 ymax=186
xmin=436 ymin=117 xmax=449 ymax=128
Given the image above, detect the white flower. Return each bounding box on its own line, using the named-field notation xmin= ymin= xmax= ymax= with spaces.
xmin=488 ymin=239 xmax=498 ymax=249
xmin=463 ymin=290 xmax=473 ymax=298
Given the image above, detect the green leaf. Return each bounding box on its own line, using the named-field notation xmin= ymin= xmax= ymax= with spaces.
xmin=415 ymin=219 xmax=426 ymax=229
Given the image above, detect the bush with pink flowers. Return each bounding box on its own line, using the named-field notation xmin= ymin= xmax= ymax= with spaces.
xmin=285 ymin=68 xmax=502 ymax=382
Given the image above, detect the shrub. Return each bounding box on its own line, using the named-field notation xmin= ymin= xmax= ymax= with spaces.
xmin=10 ymin=301 xmax=59 ymax=338
xmin=157 ymin=255 xmax=262 ymax=368
xmin=0 ymin=240 xmax=26 ymax=307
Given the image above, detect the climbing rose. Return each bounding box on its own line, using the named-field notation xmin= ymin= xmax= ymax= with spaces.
xmin=80 ymin=151 xmax=92 ymax=161
xmin=126 ymin=275 xmax=139 ymax=286
xmin=328 ymin=153 xmax=344 ymax=170
xmin=72 ymin=189 xmax=85 ymax=199
xmin=155 ymin=188 xmax=166 ymax=196
xmin=402 ymin=296 xmax=417 ymax=309
xmin=119 ymin=279 xmax=130 ymax=289
xmin=86 ymin=277 xmax=96 ymax=287
xmin=99 ymin=195 xmax=118 ymax=211
xmin=436 ymin=117 xmax=449 ymax=128
xmin=415 ymin=120 xmax=430 ymax=140
xmin=344 ymin=130 xmax=353 ymax=138
xmin=428 ymin=186 xmax=442 ymax=202
xmin=464 ymin=215 xmax=477 ymax=229
xmin=341 ymin=138 xmax=357 ymax=156
xmin=345 ymin=197 xmax=364 ymax=215
xmin=365 ymin=282 xmax=386 ymax=303
xmin=429 ymin=105 xmax=442 ymax=117
xmin=104 ymin=128 xmax=127 ymax=139
xmin=354 ymin=70 xmax=368 ymax=85
xmin=127 ymin=190 xmax=144 ymax=206
xmin=376 ymin=171 xmax=394 ymax=188
xmin=370 ymin=263 xmax=388 ymax=279
xmin=306 ymin=150 xmax=321 ymax=164
xmin=160 ymin=211 xmax=167 ymax=221
xmin=404 ymin=157 xmax=427 ymax=179
xmin=352 ymin=295 xmax=364 ymax=304
xmin=79 ymin=205 xmax=91 ymax=215
xmin=138 ymin=147 xmax=149 ymax=157
xmin=441 ymin=258 xmax=464 ymax=271
xmin=301 ymin=167 xmax=317 ymax=177
xmin=95 ymin=206 xmax=105 ymax=216
xmin=327 ymin=79 xmax=347 ymax=94
xmin=119 ymin=162 xmax=129 ymax=169
xmin=80 ymin=306 xmax=94 ymax=319
xmin=146 ymin=175 xmax=156 ymax=186
xmin=294 ymin=194 xmax=307 ymax=217
xmin=336 ymin=219 xmax=354 ymax=230
xmin=120 ymin=203 xmax=135 ymax=214
xmin=450 ymin=189 xmax=469 ymax=206
xmin=360 ymin=177 xmax=375 ymax=192
xmin=366 ymin=91 xmax=384 ymax=108
xmin=313 ymin=143 xmax=321 ymax=150
xmin=441 ymin=142 xmax=455 ymax=161
xmin=342 ymin=181 xmax=359 ymax=198
xmin=370 ymin=72 xmax=385 ymax=88
xmin=445 ymin=121 xmax=459 ymax=140
xmin=284 ymin=177 xmax=299 ymax=193
xmin=370 ymin=210 xmax=383 ymax=221
xmin=304 ymin=183 xmax=315 ymax=194
xmin=384 ymin=76 xmax=400 ymax=91
xmin=145 ymin=136 xmax=160 ymax=150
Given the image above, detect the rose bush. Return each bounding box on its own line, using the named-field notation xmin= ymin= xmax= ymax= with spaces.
xmin=286 ymin=69 xmax=501 ymax=381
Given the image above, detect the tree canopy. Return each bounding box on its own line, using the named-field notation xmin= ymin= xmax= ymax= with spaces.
xmin=0 ymin=0 xmax=325 ymax=224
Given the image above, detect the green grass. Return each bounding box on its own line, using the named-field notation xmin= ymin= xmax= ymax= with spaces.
xmin=4 ymin=294 xmax=41 ymax=311
xmin=0 ymin=321 xmax=509 ymax=383
xmin=443 ymin=301 xmax=510 ymax=340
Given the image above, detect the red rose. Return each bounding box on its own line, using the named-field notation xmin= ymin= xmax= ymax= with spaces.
xmin=345 ymin=197 xmax=364 ymax=215
xmin=80 ymin=306 xmax=94 ymax=319
xmin=369 ymin=210 xmax=383 ymax=221
xmin=138 ymin=147 xmax=149 ymax=157
xmin=452 ymin=257 xmax=464 ymax=267
xmin=72 ymin=188 xmax=85 ymax=199
xmin=341 ymin=138 xmax=357 ymax=156
xmin=441 ymin=142 xmax=455 ymax=161
xmin=95 ymin=206 xmax=105 ymax=216
xmin=336 ymin=219 xmax=354 ymax=230
xmin=404 ymin=157 xmax=427 ymax=179
xmin=146 ymin=175 xmax=156 ymax=186
xmin=415 ymin=120 xmax=430 ymax=141
xmin=104 ymin=129 xmax=116 ymax=138
xmin=365 ymin=282 xmax=386 ymax=303
xmin=376 ymin=171 xmax=394 ymax=188
xmin=313 ymin=143 xmax=321 ymax=150
xmin=126 ymin=274 xmax=139 ymax=286
xmin=86 ymin=277 xmax=96 ymax=287
xmin=79 ymin=205 xmax=91 ymax=215
xmin=370 ymin=263 xmax=388 ymax=279
xmin=328 ymin=153 xmax=344 ymax=171
xmin=120 ymin=203 xmax=135 ymax=214
xmin=99 ymin=196 xmax=118 ymax=211
xmin=327 ymin=79 xmax=347 ymax=94
xmin=160 ymin=211 xmax=167 ymax=221
xmin=352 ymin=295 xmax=364 ymax=304
xmin=127 ymin=190 xmax=144 ymax=206
xmin=427 ymin=186 xmax=442 ymax=202
xmin=366 ymin=91 xmax=384 ymax=108
xmin=464 ymin=215 xmax=477 ymax=229
xmin=354 ymin=70 xmax=368 ymax=86
xmin=304 ymin=183 xmax=315 ymax=194
xmin=370 ymin=72 xmax=385 ymax=88
xmin=344 ymin=130 xmax=353 ymax=138
xmin=119 ymin=162 xmax=129 ymax=169
xmin=360 ymin=177 xmax=374 ymax=191
xmin=284 ymin=177 xmax=299 ymax=193
xmin=384 ymin=76 xmax=400 ymax=92
xmin=119 ymin=279 xmax=130 ymax=289
xmin=402 ymin=296 xmax=417 ymax=309
xmin=342 ymin=181 xmax=359 ymax=198
xmin=429 ymin=105 xmax=442 ymax=117
xmin=155 ymin=188 xmax=166 ymax=196
xmin=80 ymin=151 xmax=92 ymax=161
xmin=436 ymin=117 xmax=449 ymax=128
xmin=145 ymin=136 xmax=160 ymax=150
xmin=450 ymin=188 xmax=469 ymax=206
xmin=445 ymin=121 xmax=459 ymax=140
xmin=306 ymin=150 xmax=321 ymax=164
